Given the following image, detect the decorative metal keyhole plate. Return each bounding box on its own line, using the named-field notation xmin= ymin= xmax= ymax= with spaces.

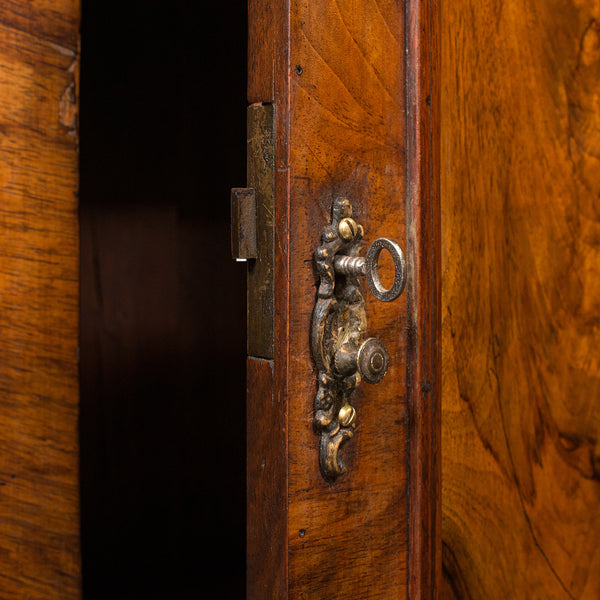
xmin=311 ymin=197 xmax=406 ymax=481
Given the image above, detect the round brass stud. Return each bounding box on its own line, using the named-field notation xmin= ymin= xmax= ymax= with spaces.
xmin=357 ymin=337 xmax=389 ymax=384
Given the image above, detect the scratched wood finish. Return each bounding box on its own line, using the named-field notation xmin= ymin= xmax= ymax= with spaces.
xmin=246 ymin=357 xmax=286 ymax=599
xmin=248 ymin=0 xmax=440 ymax=597
xmin=287 ymin=3 xmax=408 ymax=596
xmin=0 ymin=2 xmax=81 ymax=598
xmin=441 ymin=0 xmax=600 ymax=598
xmin=0 ymin=2 xmax=79 ymax=48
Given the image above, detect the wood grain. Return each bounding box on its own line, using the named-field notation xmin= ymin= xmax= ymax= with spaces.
xmin=441 ymin=0 xmax=600 ymax=597
xmin=248 ymin=0 xmax=280 ymax=103
xmin=287 ymin=1 xmax=409 ymax=591
xmin=247 ymin=357 xmax=286 ymax=599
xmin=0 ymin=1 xmax=79 ymax=49
xmin=247 ymin=4 xmax=290 ymax=598
xmin=406 ymin=0 xmax=442 ymax=597
xmin=248 ymin=0 xmax=442 ymax=597
xmin=0 ymin=3 xmax=81 ymax=598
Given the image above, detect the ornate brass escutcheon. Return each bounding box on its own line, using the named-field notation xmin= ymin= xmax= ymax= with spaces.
xmin=311 ymin=197 xmax=406 ymax=481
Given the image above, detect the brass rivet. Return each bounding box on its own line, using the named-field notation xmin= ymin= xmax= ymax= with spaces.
xmin=339 ymin=218 xmax=358 ymax=241
xmin=338 ymin=404 xmax=356 ymax=427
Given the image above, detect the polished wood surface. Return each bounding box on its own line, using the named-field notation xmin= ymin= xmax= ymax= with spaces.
xmin=0 ymin=2 xmax=81 ymax=597
xmin=248 ymin=0 xmax=440 ymax=597
xmin=441 ymin=0 xmax=600 ymax=597
xmin=406 ymin=0 xmax=442 ymax=596
xmin=246 ymin=357 xmax=286 ymax=599
xmin=290 ymin=1 xmax=410 ymax=593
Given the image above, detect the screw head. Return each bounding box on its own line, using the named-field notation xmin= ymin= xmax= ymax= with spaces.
xmin=338 ymin=218 xmax=358 ymax=241
xmin=338 ymin=404 xmax=356 ymax=427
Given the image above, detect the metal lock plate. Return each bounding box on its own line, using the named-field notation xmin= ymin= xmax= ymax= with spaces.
xmin=231 ymin=104 xmax=275 ymax=359
xmin=311 ymin=197 xmax=406 ymax=480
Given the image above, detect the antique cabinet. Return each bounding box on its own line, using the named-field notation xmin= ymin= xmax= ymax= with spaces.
xmin=0 ymin=0 xmax=598 ymax=598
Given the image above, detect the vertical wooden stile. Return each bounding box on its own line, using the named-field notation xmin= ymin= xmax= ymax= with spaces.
xmin=247 ymin=0 xmax=440 ymax=597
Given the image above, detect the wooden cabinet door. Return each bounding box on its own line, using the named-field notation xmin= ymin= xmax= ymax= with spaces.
xmin=441 ymin=1 xmax=600 ymax=598
xmin=0 ymin=1 xmax=81 ymax=598
xmin=245 ymin=1 xmax=440 ymax=598
xmin=246 ymin=0 xmax=600 ymax=598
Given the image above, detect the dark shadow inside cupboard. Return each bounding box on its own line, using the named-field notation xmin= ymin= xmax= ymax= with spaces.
xmin=79 ymin=2 xmax=248 ymax=597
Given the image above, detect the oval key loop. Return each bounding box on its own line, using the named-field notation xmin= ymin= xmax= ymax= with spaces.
xmin=365 ymin=237 xmax=407 ymax=302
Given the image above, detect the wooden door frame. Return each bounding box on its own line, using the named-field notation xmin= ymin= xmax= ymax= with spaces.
xmin=406 ymin=0 xmax=441 ymax=596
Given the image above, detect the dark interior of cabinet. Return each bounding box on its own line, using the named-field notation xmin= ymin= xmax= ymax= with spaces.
xmin=79 ymin=2 xmax=247 ymax=597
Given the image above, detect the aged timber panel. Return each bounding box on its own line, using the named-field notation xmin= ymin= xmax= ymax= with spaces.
xmin=0 ymin=4 xmax=80 ymax=599
xmin=248 ymin=0 xmax=441 ymax=596
xmin=442 ymin=0 xmax=600 ymax=598
xmin=286 ymin=2 xmax=409 ymax=598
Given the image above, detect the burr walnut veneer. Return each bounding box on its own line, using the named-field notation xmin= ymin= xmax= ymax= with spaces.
xmin=441 ymin=1 xmax=600 ymax=598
